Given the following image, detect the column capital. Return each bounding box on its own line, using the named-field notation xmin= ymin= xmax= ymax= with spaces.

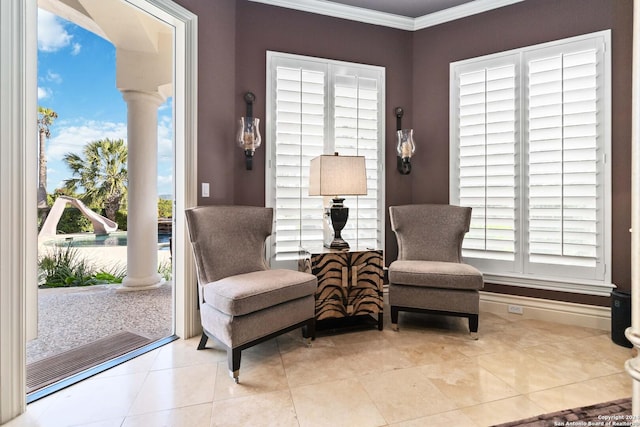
xmin=121 ymin=89 xmax=166 ymax=106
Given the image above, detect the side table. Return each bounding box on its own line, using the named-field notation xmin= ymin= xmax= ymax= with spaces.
xmin=299 ymin=246 xmax=384 ymax=331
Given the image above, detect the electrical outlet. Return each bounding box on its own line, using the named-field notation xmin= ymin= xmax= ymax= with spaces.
xmin=508 ymin=304 xmax=524 ymax=315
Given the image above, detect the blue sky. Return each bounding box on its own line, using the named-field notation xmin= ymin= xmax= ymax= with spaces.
xmin=37 ymin=9 xmax=174 ymax=196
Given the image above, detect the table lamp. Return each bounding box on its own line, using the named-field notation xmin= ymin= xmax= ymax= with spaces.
xmin=309 ymin=152 xmax=367 ymax=249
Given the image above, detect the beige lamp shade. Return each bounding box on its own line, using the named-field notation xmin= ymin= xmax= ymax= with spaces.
xmin=309 ymin=153 xmax=368 ymax=197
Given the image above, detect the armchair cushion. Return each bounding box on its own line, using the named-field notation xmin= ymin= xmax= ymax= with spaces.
xmin=389 ymin=260 xmax=483 ymax=291
xmin=203 ymin=268 xmax=318 ymax=316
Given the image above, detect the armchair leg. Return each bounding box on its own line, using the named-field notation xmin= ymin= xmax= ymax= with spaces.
xmin=391 ymin=306 xmax=399 ymax=331
xmin=469 ymin=314 xmax=479 ymax=340
xmin=302 ymin=317 xmax=316 ymax=345
xmin=228 ymin=347 xmax=241 ymax=384
xmin=197 ymin=332 xmax=208 ymax=350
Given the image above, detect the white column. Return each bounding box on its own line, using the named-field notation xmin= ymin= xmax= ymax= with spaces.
xmin=120 ymin=90 xmax=164 ymax=291
xmin=626 ymin=0 xmax=640 ymax=415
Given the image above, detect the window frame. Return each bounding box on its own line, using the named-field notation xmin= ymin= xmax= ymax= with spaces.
xmin=449 ymin=30 xmax=613 ymax=296
xmin=266 ymin=51 xmax=386 ymax=268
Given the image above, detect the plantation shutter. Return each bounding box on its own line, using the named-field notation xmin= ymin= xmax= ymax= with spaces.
xmin=524 ymin=39 xmax=605 ymax=280
xmin=272 ymin=62 xmax=326 ymax=258
xmin=333 ymin=73 xmax=381 ymax=249
xmin=450 ymin=31 xmax=610 ymax=291
xmin=267 ymin=52 xmax=385 ymax=264
xmin=454 ymin=59 xmax=518 ymax=272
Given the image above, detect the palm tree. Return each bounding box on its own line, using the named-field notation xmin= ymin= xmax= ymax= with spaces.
xmin=63 ymin=138 xmax=128 ymax=222
xmin=37 ymin=106 xmax=58 ymax=207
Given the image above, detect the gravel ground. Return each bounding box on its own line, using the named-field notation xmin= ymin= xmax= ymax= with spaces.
xmin=26 ymin=282 xmax=173 ymax=364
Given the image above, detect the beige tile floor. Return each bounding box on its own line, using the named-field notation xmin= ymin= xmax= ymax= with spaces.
xmin=6 ymin=309 xmax=633 ymax=427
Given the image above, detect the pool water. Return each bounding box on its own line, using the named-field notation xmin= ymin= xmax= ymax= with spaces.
xmin=47 ymin=232 xmax=172 ymax=250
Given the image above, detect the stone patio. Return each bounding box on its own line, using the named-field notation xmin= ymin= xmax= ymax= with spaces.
xmin=29 ymin=239 xmax=173 ymax=364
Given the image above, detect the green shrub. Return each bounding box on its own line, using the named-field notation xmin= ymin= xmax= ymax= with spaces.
xmin=115 ymin=210 xmax=127 ymax=231
xmin=56 ymin=207 xmax=93 ymax=234
xmin=158 ymin=260 xmax=172 ymax=281
xmin=38 ymin=245 xmax=127 ymax=287
xmin=158 ymin=198 xmax=173 ymax=218
xmin=94 ymin=263 xmax=127 ymax=284
xmin=38 ymin=244 xmax=96 ymax=287
xmin=63 ymin=261 xmax=99 ymax=287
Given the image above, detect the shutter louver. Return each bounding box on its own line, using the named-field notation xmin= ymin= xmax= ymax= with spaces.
xmin=334 ymin=74 xmax=380 ymax=249
xmin=274 ymin=66 xmax=326 ymax=257
xmin=527 ymin=48 xmax=600 ymax=270
xmin=457 ymin=64 xmax=517 ymax=262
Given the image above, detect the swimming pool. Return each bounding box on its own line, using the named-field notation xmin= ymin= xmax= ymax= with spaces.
xmin=46 ymin=232 xmax=172 ymax=250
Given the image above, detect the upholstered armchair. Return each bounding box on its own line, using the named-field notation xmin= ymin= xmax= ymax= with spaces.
xmin=388 ymin=204 xmax=484 ymax=338
xmin=185 ymin=205 xmax=317 ymax=383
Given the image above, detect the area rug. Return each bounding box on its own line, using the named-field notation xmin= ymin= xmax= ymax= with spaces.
xmin=494 ymin=397 xmax=632 ymax=426
xmin=26 ymin=331 xmax=152 ymax=393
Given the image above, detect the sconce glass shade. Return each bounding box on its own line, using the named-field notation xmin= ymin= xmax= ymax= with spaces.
xmin=237 ymin=117 xmax=262 ymax=153
xmin=396 ymin=129 xmax=415 ymax=161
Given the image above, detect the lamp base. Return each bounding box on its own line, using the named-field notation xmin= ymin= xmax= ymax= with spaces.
xmin=325 ymin=237 xmax=350 ymax=250
xmin=324 ymin=198 xmax=350 ymax=250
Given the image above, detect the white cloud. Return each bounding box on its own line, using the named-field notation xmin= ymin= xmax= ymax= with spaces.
xmin=157 ymin=172 xmax=173 ymax=196
xmin=46 ymin=70 xmax=62 ymax=84
xmin=37 ymin=9 xmax=73 ymax=53
xmin=157 ymin=174 xmax=173 ymax=186
xmin=47 ymin=120 xmax=127 ymax=161
xmin=38 ymin=86 xmax=52 ymax=100
xmin=71 ymin=43 xmax=82 ymax=56
xmin=157 ymin=116 xmax=173 ymax=161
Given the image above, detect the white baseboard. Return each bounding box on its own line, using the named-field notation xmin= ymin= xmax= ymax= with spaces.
xmin=480 ymin=292 xmax=612 ymax=331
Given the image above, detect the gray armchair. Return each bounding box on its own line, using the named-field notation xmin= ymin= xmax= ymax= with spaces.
xmin=388 ymin=204 xmax=484 ymax=338
xmin=185 ymin=206 xmax=317 ymax=383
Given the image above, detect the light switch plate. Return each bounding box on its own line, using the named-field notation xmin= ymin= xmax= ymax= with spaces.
xmin=202 ymin=182 xmax=210 ymax=197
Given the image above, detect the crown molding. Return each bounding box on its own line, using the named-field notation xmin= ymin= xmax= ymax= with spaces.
xmin=248 ymin=0 xmax=525 ymax=31
xmin=413 ymin=0 xmax=524 ymax=30
xmin=248 ymin=0 xmax=415 ymax=30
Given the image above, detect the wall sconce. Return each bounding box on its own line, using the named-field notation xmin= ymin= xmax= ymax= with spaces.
xmin=237 ymin=92 xmax=262 ymax=170
xmin=395 ymin=107 xmax=415 ymax=175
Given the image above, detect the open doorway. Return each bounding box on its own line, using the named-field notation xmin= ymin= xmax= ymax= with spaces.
xmin=27 ymin=0 xmax=196 ymax=400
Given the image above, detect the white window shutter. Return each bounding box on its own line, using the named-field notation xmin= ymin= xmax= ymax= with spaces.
xmin=525 ymin=41 xmax=605 ymax=280
xmin=450 ymin=31 xmax=610 ymax=292
xmin=333 ymin=73 xmax=381 ymax=249
xmin=273 ymin=64 xmax=326 ymax=258
xmin=267 ymin=52 xmax=385 ymax=264
xmin=455 ymin=62 xmax=518 ymax=267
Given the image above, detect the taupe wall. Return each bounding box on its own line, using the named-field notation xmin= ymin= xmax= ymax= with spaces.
xmin=175 ymin=0 xmax=632 ymax=306
xmin=176 ymin=0 xmax=238 ymax=205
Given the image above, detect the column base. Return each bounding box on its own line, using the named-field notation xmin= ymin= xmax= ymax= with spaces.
xmin=118 ymin=273 xmax=163 ymax=292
